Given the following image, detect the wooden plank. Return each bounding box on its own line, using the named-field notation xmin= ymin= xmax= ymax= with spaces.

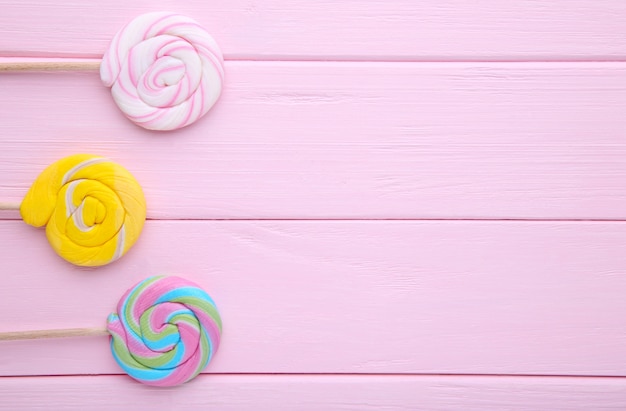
xmin=1 ymin=1 xmax=626 ymax=60
xmin=1 ymin=374 xmax=626 ymax=410
xmin=1 ymin=220 xmax=626 ymax=376
xmin=2 ymin=61 xmax=626 ymax=219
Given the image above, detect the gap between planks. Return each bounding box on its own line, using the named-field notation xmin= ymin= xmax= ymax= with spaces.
xmin=3 ymin=372 xmax=626 ymax=380
xmin=155 ymin=218 xmax=626 ymax=222
xmin=5 ymin=57 xmax=626 ymax=67
xmin=5 ymin=217 xmax=626 ymax=223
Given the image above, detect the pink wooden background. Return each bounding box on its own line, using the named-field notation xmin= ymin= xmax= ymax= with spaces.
xmin=2 ymin=1 xmax=626 ymax=409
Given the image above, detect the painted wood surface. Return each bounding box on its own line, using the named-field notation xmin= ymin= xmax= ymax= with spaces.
xmin=1 ymin=1 xmax=626 ymax=60
xmin=2 ymin=220 xmax=626 ymax=377
xmin=2 ymin=61 xmax=626 ymax=219
xmin=2 ymin=375 xmax=626 ymax=410
xmin=3 ymin=0 xmax=626 ymax=408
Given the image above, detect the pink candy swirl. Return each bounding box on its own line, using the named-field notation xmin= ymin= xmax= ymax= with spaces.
xmin=100 ymin=12 xmax=224 ymax=131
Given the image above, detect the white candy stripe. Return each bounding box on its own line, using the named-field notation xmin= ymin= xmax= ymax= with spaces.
xmin=71 ymin=201 xmax=93 ymax=233
xmin=64 ymin=180 xmax=80 ymax=218
xmin=61 ymin=157 xmax=108 ymax=185
xmin=65 ymin=180 xmax=95 ymax=232
xmin=113 ymin=224 xmax=126 ymax=262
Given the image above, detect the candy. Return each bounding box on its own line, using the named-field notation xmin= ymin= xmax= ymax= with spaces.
xmin=100 ymin=11 xmax=225 ymax=131
xmin=0 ymin=275 xmax=222 ymax=387
xmin=107 ymin=276 xmax=222 ymax=387
xmin=20 ymin=154 xmax=146 ymax=267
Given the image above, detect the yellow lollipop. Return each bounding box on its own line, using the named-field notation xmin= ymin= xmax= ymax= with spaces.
xmin=18 ymin=154 xmax=146 ymax=267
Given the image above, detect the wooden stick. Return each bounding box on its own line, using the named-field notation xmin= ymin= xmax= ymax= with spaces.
xmin=0 ymin=61 xmax=101 ymax=72
xmin=0 ymin=327 xmax=109 ymax=341
xmin=0 ymin=202 xmax=20 ymax=211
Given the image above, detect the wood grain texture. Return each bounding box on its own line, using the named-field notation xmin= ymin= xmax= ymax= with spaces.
xmin=2 ymin=61 xmax=626 ymax=219
xmin=2 ymin=374 xmax=626 ymax=410
xmin=1 ymin=220 xmax=626 ymax=377
xmin=1 ymin=1 xmax=626 ymax=60
xmin=3 ymin=0 xmax=626 ymax=403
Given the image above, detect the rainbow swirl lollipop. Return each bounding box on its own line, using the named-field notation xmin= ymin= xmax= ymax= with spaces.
xmin=107 ymin=276 xmax=222 ymax=386
xmin=19 ymin=154 xmax=146 ymax=267
xmin=0 ymin=275 xmax=222 ymax=387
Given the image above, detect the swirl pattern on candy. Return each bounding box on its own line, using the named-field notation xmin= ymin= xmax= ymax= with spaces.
xmin=100 ymin=11 xmax=225 ymax=131
xmin=20 ymin=154 xmax=146 ymax=267
xmin=107 ymin=276 xmax=222 ymax=387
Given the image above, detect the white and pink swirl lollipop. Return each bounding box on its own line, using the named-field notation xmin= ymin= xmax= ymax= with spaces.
xmin=100 ymin=12 xmax=224 ymax=131
xmin=0 ymin=11 xmax=224 ymax=131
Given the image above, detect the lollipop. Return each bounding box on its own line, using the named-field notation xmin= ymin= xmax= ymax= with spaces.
xmin=0 ymin=276 xmax=223 ymax=387
xmin=0 ymin=11 xmax=224 ymax=131
xmin=0 ymin=154 xmax=146 ymax=267
xmin=107 ymin=276 xmax=222 ymax=386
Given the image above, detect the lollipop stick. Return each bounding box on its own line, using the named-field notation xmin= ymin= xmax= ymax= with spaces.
xmin=0 ymin=60 xmax=101 ymax=72
xmin=0 ymin=202 xmax=20 ymax=211
xmin=0 ymin=327 xmax=109 ymax=341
